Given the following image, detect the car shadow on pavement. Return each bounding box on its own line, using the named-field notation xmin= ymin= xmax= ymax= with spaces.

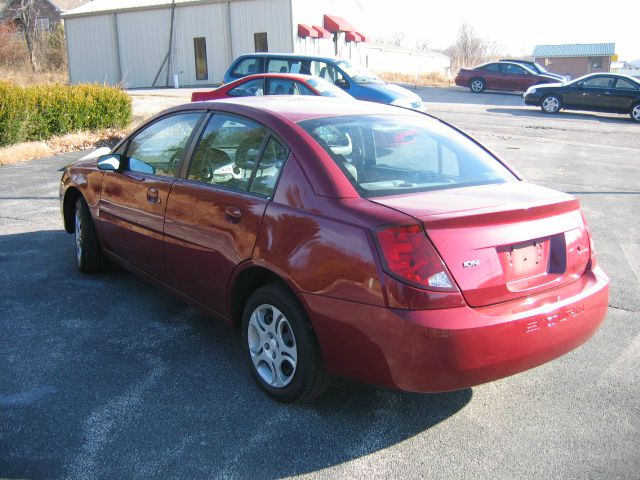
xmin=486 ymin=107 xmax=631 ymax=124
xmin=0 ymin=230 xmax=472 ymax=479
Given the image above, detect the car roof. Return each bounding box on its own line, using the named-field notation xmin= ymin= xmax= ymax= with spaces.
xmin=187 ymin=96 xmax=423 ymax=123
xmin=232 ymin=73 xmax=323 ymax=82
xmin=572 ymin=72 xmax=640 ymax=83
xmin=233 ymin=52 xmax=342 ymax=62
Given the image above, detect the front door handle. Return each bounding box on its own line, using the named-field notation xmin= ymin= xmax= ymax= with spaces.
xmin=146 ymin=187 xmax=161 ymax=204
xmin=225 ymin=206 xmax=242 ymax=221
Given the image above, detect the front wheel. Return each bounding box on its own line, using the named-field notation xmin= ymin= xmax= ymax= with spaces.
xmin=469 ymin=78 xmax=485 ymax=93
xmin=541 ymin=94 xmax=561 ymax=114
xmin=630 ymin=103 xmax=640 ymax=123
xmin=74 ymin=197 xmax=106 ymax=272
xmin=242 ymin=284 xmax=330 ymax=403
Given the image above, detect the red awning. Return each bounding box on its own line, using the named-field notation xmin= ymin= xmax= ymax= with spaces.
xmin=298 ymin=24 xmax=318 ymax=38
xmin=345 ymin=31 xmax=362 ymax=43
xmin=356 ymin=31 xmax=368 ymax=42
xmin=312 ymin=25 xmax=332 ymax=39
xmin=323 ymin=14 xmax=356 ymax=33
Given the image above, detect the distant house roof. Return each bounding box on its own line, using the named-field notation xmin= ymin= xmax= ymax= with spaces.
xmin=532 ymin=43 xmax=615 ymax=57
xmin=49 ymin=0 xmax=91 ymax=11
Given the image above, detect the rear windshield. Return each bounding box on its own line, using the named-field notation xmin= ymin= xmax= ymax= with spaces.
xmin=299 ymin=115 xmax=517 ymax=198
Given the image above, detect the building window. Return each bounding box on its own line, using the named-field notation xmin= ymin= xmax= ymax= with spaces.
xmin=35 ymin=17 xmax=50 ymax=33
xmin=544 ymin=58 xmax=551 ymax=66
xmin=254 ymin=32 xmax=268 ymax=52
xmin=589 ymin=57 xmax=603 ymax=69
xmin=193 ymin=37 xmax=208 ymax=80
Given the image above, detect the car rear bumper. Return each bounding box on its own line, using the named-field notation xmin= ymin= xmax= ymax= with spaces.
xmin=302 ymin=267 xmax=609 ymax=392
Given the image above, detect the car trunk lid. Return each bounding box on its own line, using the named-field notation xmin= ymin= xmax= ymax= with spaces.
xmin=371 ymin=182 xmax=591 ymax=307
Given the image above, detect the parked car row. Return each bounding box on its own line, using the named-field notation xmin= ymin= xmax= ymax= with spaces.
xmin=193 ymin=52 xmax=426 ymax=112
xmin=59 ymin=49 xmax=610 ymax=403
xmin=454 ymin=60 xmax=640 ymax=122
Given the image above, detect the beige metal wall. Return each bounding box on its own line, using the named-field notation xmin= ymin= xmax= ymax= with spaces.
xmin=229 ymin=0 xmax=293 ymax=59
xmin=65 ymin=0 xmax=296 ymax=87
xmin=116 ymin=9 xmax=172 ymax=88
xmin=65 ymin=14 xmax=119 ymax=85
xmin=172 ymin=2 xmax=230 ymax=86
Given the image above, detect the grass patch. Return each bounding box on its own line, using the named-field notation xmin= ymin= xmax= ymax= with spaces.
xmin=377 ymin=71 xmax=451 ymax=87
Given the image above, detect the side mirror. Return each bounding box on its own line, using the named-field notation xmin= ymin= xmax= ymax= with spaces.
xmin=97 ymin=154 xmax=121 ymax=171
xmin=334 ymin=78 xmax=348 ymax=89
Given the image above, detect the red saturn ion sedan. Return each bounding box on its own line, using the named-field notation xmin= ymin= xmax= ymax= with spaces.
xmin=191 ymin=73 xmax=353 ymax=102
xmin=59 ymin=97 xmax=609 ymax=403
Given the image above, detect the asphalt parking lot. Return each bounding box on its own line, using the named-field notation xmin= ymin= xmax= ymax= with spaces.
xmin=1 ymin=87 xmax=639 ymax=479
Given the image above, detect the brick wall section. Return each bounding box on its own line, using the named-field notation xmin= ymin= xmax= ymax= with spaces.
xmin=535 ymin=56 xmax=611 ymax=80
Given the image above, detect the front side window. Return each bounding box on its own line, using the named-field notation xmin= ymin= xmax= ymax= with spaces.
xmin=126 ymin=113 xmax=201 ymax=177
xmin=334 ymin=60 xmax=381 ymax=84
xmin=299 ymin=115 xmax=517 ymax=198
xmin=228 ymin=78 xmax=264 ymax=97
xmin=582 ymin=76 xmax=612 ymax=88
xmin=483 ymin=63 xmax=501 ymax=72
xmin=188 ymin=114 xmax=287 ymax=196
xmin=501 ymin=63 xmax=526 ymax=75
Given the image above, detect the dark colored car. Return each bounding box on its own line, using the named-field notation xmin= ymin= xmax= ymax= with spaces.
xmin=59 ymin=97 xmax=609 ymax=403
xmin=455 ymin=61 xmax=558 ymax=93
xmin=191 ymin=73 xmax=353 ymax=102
xmin=223 ymin=52 xmax=426 ymax=111
xmin=499 ymin=59 xmax=567 ymax=82
xmin=523 ymin=73 xmax=640 ymax=122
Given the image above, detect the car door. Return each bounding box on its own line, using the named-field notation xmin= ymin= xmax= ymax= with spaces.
xmin=500 ymin=63 xmax=532 ymax=91
xmin=163 ymin=113 xmax=288 ymax=314
xmin=98 ymin=112 xmax=203 ymax=281
xmin=569 ymin=76 xmax=613 ymax=110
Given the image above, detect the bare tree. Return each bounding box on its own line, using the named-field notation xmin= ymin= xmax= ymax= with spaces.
xmin=11 ymin=0 xmax=43 ymax=72
xmin=445 ymin=22 xmax=502 ymax=72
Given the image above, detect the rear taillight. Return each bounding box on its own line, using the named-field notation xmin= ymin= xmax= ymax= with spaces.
xmin=581 ymin=213 xmax=597 ymax=270
xmin=374 ymin=224 xmax=457 ymax=291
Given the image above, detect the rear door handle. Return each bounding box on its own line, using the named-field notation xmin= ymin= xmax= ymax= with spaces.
xmin=146 ymin=187 xmax=161 ymax=204
xmin=225 ymin=206 xmax=242 ymax=221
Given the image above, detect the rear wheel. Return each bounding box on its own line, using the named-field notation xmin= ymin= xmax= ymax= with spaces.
xmin=630 ymin=103 xmax=640 ymax=123
xmin=541 ymin=94 xmax=561 ymax=114
xmin=242 ymin=283 xmax=330 ymax=403
xmin=470 ymin=78 xmax=485 ymax=93
xmin=74 ymin=197 xmax=106 ymax=272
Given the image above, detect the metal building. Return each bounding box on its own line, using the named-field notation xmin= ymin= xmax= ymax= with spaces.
xmin=63 ymin=0 xmax=372 ymax=88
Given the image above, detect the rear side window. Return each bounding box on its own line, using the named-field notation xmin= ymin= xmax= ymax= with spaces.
xmin=231 ymin=58 xmax=262 ymax=78
xmin=228 ymin=78 xmax=264 ymax=97
xmin=615 ymin=78 xmax=638 ymax=90
xmin=483 ymin=63 xmax=501 ymax=72
xmin=188 ymin=114 xmax=288 ymax=196
xmin=299 ymin=115 xmax=517 ymax=198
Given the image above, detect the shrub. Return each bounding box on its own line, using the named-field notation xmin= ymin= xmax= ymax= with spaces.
xmin=0 ymin=82 xmax=132 ymax=147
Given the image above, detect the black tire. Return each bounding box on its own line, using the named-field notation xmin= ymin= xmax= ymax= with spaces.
xmin=541 ymin=94 xmax=562 ymax=114
xmin=74 ymin=197 xmax=106 ymax=273
xmin=469 ymin=78 xmax=485 ymax=93
xmin=242 ymin=283 xmax=331 ymax=403
xmin=630 ymin=102 xmax=640 ymax=123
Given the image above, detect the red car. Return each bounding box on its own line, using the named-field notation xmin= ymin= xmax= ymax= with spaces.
xmin=59 ymin=97 xmax=609 ymax=403
xmin=455 ymin=61 xmax=558 ymax=93
xmin=191 ymin=73 xmax=353 ymax=102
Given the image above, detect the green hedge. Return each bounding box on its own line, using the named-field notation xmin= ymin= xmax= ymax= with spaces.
xmin=0 ymin=82 xmax=132 ymax=147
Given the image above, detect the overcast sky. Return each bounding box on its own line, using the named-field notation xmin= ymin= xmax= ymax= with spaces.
xmin=355 ymin=0 xmax=639 ymax=61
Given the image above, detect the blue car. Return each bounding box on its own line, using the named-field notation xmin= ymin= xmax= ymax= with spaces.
xmin=223 ymin=53 xmax=426 ymax=112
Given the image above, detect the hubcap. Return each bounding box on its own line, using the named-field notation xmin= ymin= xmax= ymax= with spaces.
xmin=247 ymin=304 xmax=297 ymax=388
xmin=543 ymin=96 xmax=559 ymax=112
xmin=75 ymin=206 xmax=82 ymax=264
xmin=471 ymin=80 xmax=483 ymax=92
xmin=632 ymin=105 xmax=640 ymax=121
